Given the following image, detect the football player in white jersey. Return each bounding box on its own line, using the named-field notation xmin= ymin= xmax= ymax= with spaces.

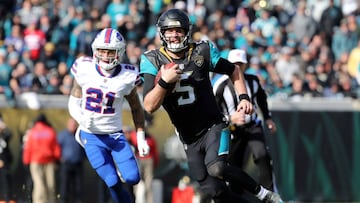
xmin=68 ymin=28 xmax=149 ymax=203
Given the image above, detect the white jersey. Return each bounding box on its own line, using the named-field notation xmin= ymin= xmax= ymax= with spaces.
xmin=71 ymin=56 xmax=141 ymax=134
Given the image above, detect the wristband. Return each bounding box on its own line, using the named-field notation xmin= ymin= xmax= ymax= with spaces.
xmin=239 ymin=94 xmax=250 ymax=102
xmin=137 ymin=131 xmax=146 ymax=140
xmin=158 ymin=78 xmax=171 ymax=89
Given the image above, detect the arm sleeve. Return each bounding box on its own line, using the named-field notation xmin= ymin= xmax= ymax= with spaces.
xmin=139 ymin=54 xmax=158 ymax=98
xmin=68 ymin=95 xmax=83 ymax=124
xmin=214 ymin=58 xmax=236 ymax=76
xmin=207 ymin=41 xmax=235 ymax=75
xmin=255 ymin=78 xmax=272 ymax=120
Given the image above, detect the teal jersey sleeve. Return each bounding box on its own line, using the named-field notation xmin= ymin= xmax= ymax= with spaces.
xmin=209 ymin=41 xmax=222 ymax=71
xmin=139 ymin=54 xmax=158 ymax=76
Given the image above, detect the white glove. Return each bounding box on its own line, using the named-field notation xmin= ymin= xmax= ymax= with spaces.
xmin=136 ymin=131 xmax=150 ymax=157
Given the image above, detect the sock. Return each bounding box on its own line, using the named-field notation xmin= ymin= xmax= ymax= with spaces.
xmin=255 ymin=185 xmax=269 ymax=200
xmin=108 ymin=182 xmax=132 ymax=203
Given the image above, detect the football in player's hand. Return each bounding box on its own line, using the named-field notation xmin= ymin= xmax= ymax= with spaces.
xmin=155 ymin=62 xmax=176 ymax=92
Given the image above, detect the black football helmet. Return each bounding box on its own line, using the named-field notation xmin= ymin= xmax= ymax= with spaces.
xmin=156 ymin=9 xmax=192 ymax=52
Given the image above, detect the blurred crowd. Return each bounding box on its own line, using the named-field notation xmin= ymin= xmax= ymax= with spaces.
xmin=0 ymin=0 xmax=360 ymax=107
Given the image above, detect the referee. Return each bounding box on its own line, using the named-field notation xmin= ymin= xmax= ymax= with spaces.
xmin=211 ymin=49 xmax=277 ymax=193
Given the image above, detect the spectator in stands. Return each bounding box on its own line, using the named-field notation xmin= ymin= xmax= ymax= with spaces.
xmin=39 ymin=14 xmax=52 ymax=40
xmin=57 ymin=117 xmax=86 ymax=203
xmin=323 ymin=79 xmax=343 ymax=98
xmin=66 ymin=6 xmax=86 ymax=57
xmin=23 ymin=19 xmax=46 ymax=62
xmin=59 ymin=5 xmax=77 ymax=34
xmin=341 ymin=0 xmax=358 ymax=16
xmin=123 ymin=1 xmax=146 ymax=42
xmin=246 ymin=56 xmax=268 ymax=85
xmin=59 ymin=74 xmax=73 ymax=95
xmin=319 ymin=0 xmax=343 ymax=46
xmin=9 ymin=62 xmax=33 ymax=95
xmin=39 ymin=42 xmax=63 ymax=71
xmin=96 ymin=13 xmax=112 ymax=31
xmin=129 ymin=129 xmax=159 ymax=203
xmin=76 ymin=18 xmax=97 ymax=57
xmin=6 ymin=45 xmax=20 ymax=69
xmin=332 ymin=18 xmax=354 ymax=61
xmin=338 ymin=73 xmax=358 ymax=98
xmin=0 ymin=0 xmax=15 ymax=24
xmin=347 ymin=40 xmax=360 ymax=79
xmin=4 ymin=24 xmax=25 ymax=54
xmin=16 ymin=0 xmax=42 ymax=27
xmin=306 ymin=0 xmax=330 ymax=23
xmin=20 ymin=48 xmax=35 ymax=73
xmin=304 ymin=72 xmax=323 ymax=97
xmin=55 ymin=62 xmax=68 ymax=82
xmin=89 ymin=7 xmax=101 ymax=26
xmin=275 ymin=46 xmax=301 ymax=87
xmin=22 ymin=113 xmax=61 ymax=203
xmin=0 ymin=49 xmax=15 ymax=106
xmin=31 ymin=61 xmax=49 ymax=93
xmin=125 ymin=41 xmax=141 ymax=66
xmin=289 ymin=73 xmax=305 ymax=100
xmin=9 ymin=61 xmax=42 ymax=109
xmin=0 ymin=113 xmax=15 ymax=202
xmin=287 ymin=1 xmax=317 ymax=44
xmin=45 ymin=70 xmax=61 ymax=94
xmin=106 ymin=0 xmax=129 ymax=29
xmin=264 ymin=61 xmax=288 ymax=97
xmin=250 ymin=9 xmax=280 ymax=43
xmin=345 ymin=14 xmax=360 ymax=41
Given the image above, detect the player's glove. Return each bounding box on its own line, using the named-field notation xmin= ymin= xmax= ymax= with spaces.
xmin=136 ymin=131 xmax=150 ymax=157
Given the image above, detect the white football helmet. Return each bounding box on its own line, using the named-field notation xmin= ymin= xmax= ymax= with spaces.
xmin=91 ymin=28 xmax=126 ymax=71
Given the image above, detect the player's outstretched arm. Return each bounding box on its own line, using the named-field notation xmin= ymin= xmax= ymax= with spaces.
xmin=231 ymin=64 xmax=253 ymax=114
xmin=125 ymin=88 xmax=145 ymax=131
xmin=125 ymin=88 xmax=149 ymax=156
xmin=68 ymin=80 xmax=83 ymax=124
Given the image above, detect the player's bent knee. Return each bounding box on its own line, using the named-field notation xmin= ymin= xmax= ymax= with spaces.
xmin=198 ymin=176 xmax=228 ymax=199
xmin=207 ymin=161 xmax=226 ymax=178
xmin=96 ymin=163 xmax=120 ymax=187
xmin=121 ymin=170 xmax=141 ymax=185
xmin=115 ymin=157 xmax=141 ymax=185
xmin=104 ymin=174 xmax=120 ymax=187
xmin=253 ymin=149 xmax=267 ymax=162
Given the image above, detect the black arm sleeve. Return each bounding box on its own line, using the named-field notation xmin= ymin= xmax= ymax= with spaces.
xmin=255 ymin=79 xmax=272 ymax=120
xmin=214 ymin=57 xmax=235 ymax=76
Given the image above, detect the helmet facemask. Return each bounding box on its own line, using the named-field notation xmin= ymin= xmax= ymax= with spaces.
xmin=94 ymin=48 xmax=122 ymax=71
xmin=156 ymin=9 xmax=192 ymax=53
xmin=159 ymin=28 xmax=191 ymax=53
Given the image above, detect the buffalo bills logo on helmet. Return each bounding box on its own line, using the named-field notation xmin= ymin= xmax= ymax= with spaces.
xmin=116 ymin=31 xmax=124 ymax=42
